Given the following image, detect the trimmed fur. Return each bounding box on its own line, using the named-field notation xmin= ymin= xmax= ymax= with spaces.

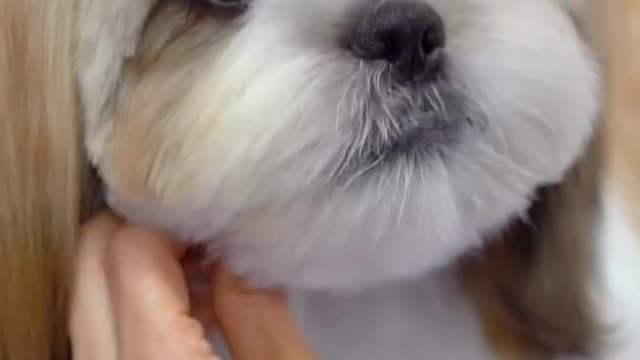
xmin=95 ymin=0 xmax=600 ymax=293
xmin=460 ymin=130 xmax=604 ymax=357
xmin=4 ymin=0 xmax=639 ymax=360
xmin=76 ymin=0 xmax=609 ymax=358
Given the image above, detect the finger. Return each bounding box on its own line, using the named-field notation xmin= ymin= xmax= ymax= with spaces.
xmin=69 ymin=212 xmax=123 ymax=360
xmin=104 ymin=226 xmax=219 ymax=360
xmin=211 ymin=264 xmax=288 ymax=321
xmin=211 ymin=264 xmax=319 ymax=360
xmin=106 ymin=226 xmax=189 ymax=314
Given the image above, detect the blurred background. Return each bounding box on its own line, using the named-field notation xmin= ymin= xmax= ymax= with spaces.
xmin=602 ymin=0 xmax=640 ymax=224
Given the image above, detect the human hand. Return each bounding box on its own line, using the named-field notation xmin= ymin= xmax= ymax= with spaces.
xmin=70 ymin=212 xmax=318 ymax=360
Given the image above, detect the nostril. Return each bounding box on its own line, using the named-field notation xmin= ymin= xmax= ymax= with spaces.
xmin=421 ymin=23 xmax=446 ymax=57
xmin=349 ymin=1 xmax=446 ymax=82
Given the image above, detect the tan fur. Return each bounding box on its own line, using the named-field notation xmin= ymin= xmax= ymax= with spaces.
xmin=0 ymin=1 xmax=84 ymax=360
xmin=464 ymin=3 xmax=640 ymax=357
xmin=459 ymin=3 xmax=606 ymax=357
xmin=101 ymin=6 xmax=229 ymax=206
xmin=460 ymin=129 xmax=604 ymax=359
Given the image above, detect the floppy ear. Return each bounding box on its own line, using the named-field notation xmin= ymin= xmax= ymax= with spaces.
xmin=459 ymin=2 xmax=606 ymax=356
xmin=74 ymin=0 xmax=157 ymax=165
xmin=459 ymin=131 xmax=604 ymax=358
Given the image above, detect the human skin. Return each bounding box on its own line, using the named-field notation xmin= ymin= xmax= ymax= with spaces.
xmin=69 ymin=212 xmax=319 ymax=360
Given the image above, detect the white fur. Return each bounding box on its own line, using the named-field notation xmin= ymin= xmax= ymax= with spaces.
xmin=73 ymin=0 xmax=640 ymax=358
xmin=288 ymin=271 xmax=496 ymax=360
xmin=210 ymin=183 xmax=640 ymax=360
xmin=277 ymin=185 xmax=640 ymax=360
xmin=212 ymin=268 xmax=497 ymax=360
xmin=96 ymin=0 xmax=600 ymax=292
xmin=208 ymin=182 xmax=640 ymax=360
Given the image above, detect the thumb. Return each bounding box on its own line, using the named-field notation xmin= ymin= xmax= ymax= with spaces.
xmin=105 ymin=226 xmax=218 ymax=360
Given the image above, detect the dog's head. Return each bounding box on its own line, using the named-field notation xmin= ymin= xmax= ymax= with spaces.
xmin=91 ymin=0 xmax=600 ymax=291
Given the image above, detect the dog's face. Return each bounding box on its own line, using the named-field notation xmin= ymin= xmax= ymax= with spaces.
xmin=93 ymin=0 xmax=599 ymax=292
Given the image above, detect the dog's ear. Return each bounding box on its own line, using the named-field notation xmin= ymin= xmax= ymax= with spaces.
xmin=75 ymin=0 xmax=157 ymax=166
xmin=458 ymin=2 xmax=606 ymax=350
xmin=459 ymin=130 xmax=605 ymax=358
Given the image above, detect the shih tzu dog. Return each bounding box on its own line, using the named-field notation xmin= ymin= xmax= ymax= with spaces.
xmin=73 ymin=0 xmax=640 ymax=359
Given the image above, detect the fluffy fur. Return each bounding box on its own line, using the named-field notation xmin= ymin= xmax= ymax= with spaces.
xmin=72 ymin=0 xmax=611 ymax=358
xmin=3 ymin=0 xmax=639 ymax=359
xmin=72 ymin=0 xmax=628 ymax=358
xmin=90 ymin=0 xmax=600 ymax=293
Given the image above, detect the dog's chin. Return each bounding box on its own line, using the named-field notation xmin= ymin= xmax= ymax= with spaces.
xmin=107 ymin=193 xmax=528 ymax=294
xmin=105 ymin=135 xmax=538 ymax=293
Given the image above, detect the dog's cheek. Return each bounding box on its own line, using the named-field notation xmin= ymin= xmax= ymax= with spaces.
xmin=98 ymin=87 xmax=199 ymax=210
xmin=75 ymin=0 xmax=157 ymax=165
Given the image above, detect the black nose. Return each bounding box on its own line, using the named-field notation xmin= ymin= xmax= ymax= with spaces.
xmin=349 ymin=1 xmax=446 ymax=82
